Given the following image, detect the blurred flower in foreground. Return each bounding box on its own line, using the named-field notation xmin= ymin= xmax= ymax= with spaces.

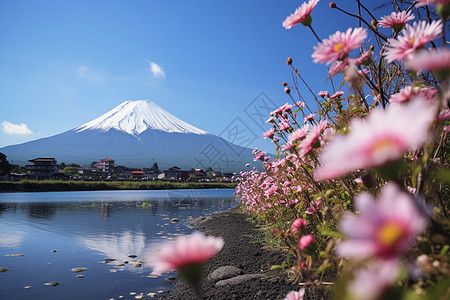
xmin=312 ymin=27 xmax=367 ymax=65
xmin=383 ymin=20 xmax=442 ymax=62
xmin=377 ymin=10 xmax=414 ymax=33
xmin=149 ymin=232 xmax=223 ymax=284
xmin=347 ymin=259 xmax=400 ymax=300
xmin=282 ymin=0 xmax=319 ymax=29
xmin=405 ymin=48 xmax=450 ymax=80
xmin=336 ymin=183 xmax=426 ymax=259
xmin=284 ymin=287 xmax=306 ymax=300
xmin=314 ymin=97 xmax=436 ymax=181
xmin=390 ymin=85 xmax=438 ymax=104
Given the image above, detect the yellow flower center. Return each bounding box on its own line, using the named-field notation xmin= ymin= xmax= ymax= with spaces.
xmin=377 ymin=223 xmax=404 ymax=248
xmin=409 ymin=37 xmax=416 ymax=45
xmin=333 ymin=42 xmax=345 ymax=52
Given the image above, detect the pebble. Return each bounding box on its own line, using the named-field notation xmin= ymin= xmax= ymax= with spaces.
xmin=147 ymin=292 xmax=156 ymax=297
xmin=128 ymin=255 xmax=137 ymax=258
xmin=133 ymin=263 xmax=142 ymax=267
xmin=76 ymin=275 xmax=85 ymax=278
xmin=71 ymin=267 xmax=87 ymax=273
xmin=109 ymin=270 xmax=118 ymax=273
xmin=0 ymin=267 xmax=9 ymax=273
xmin=5 ymin=254 xmax=24 ymax=257
xmin=45 ymin=281 xmax=59 ymax=287
xmin=24 ymin=286 xmax=31 ymax=289
xmin=51 ymin=250 xmax=61 ymax=252
xmin=170 ymin=218 xmax=179 ymax=223
xmin=129 ymin=292 xmax=136 ymax=295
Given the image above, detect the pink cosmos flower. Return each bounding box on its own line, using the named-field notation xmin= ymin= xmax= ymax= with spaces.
xmin=405 ymin=48 xmax=450 ymax=80
xmin=416 ymin=0 xmax=450 ymax=6
xmin=299 ymin=120 xmax=327 ymax=156
xmin=266 ymin=116 xmax=275 ymax=123
xmin=330 ymin=91 xmax=344 ymax=100
xmin=354 ymin=49 xmax=373 ymax=65
xmin=284 ymin=288 xmax=306 ymax=300
xmin=282 ymin=0 xmax=319 ymax=29
xmin=304 ymin=113 xmax=315 ymax=123
xmin=291 ymin=218 xmax=307 ymax=232
xmin=328 ymin=58 xmax=349 ymax=76
xmin=318 ymin=91 xmax=329 ymax=98
xmin=288 ymin=125 xmax=310 ymax=142
xmin=279 ymin=118 xmax=291 ymax=131
xmin=263 ymin=128 xmax=275 ymax=138
xmin=306 ymin=199 xmax=322 ymax=214
xmin=149 ymin=232 xmax=224 ymax=275
xmin=390 ymin=85 xmax=438 ymax=104
xmin=348 ymin=259 xmax=401 ymax=300
xmin=378 ymin=11 xmax=414 ymax=32
xmin=281 ymin=142 xmax=294 ymax=151
xmin=383 ymin=20 xmax=442 ymax=63
xmin=314 ymin=97 xmax=436 ymax=181
xmin=312 ymin=27 xmax=368 ymax=65
xmin=254 ymin=150 xmax=266 ymax=161
xmin=336 ymin=183 xmax=427 ymax=259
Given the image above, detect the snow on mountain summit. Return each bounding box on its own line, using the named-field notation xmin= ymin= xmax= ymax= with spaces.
xmin=75 ymin=100 xmax=208 ymax=135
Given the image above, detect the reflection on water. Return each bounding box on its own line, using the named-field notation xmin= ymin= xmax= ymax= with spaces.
xmin=0 ymin=189 xmax=237 ymax=300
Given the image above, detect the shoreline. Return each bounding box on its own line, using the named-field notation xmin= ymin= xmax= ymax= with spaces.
xmin=0 ymin=180 xmax=237 ymax=193
xmin=158 ymin=207 xmax=307 ymax=300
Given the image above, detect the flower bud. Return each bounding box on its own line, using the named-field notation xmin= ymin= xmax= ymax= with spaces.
xmin=371 ymin=19 xmax=378 ymax=30
xmin=284 ymin=87 xmax=291 ymax=94
xmin=299 ymin=235 xmax=318 ymax=255
xmin=329 ymin=2 xmax=336 ymax=8
xmin=287 ymin=57 xmax=293 ymax=65
xmin=282 ymin=82 xmax=288 ymax=87
xmin=291 ymin=218 xmax=307 ymax=232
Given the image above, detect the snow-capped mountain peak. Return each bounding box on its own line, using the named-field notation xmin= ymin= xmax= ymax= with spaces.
xmin=75 ymin=100 xmax=208 ymax=135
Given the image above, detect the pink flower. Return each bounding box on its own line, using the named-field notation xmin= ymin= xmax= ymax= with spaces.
xmin=284 ymin=288 xmax=306 ymax=300
xmin=299 ymin=235 xmax=317 ymax=254
xmin=312 ymin=27 xmax=368 ymax=65
xmin=149 ymin=232 xmax=224 ymax=275
xmin=330 ymin=91 xmax=344 ymax=99
xmin=314 ymin=98 xmax=436 ymax=180
xmin=265 ymin=185 xmax=279 ymax=196
xmin=288 ymin=125 xmax=309 ymax=142
xmin=304 ymin=113 xmax=315 ymax=123
xmin=336 ymin=183 xmax=427 ymax=259
xmin=318 ymin=91 xmax=329 ymax=98
xmin=354 ymin=49 xmax=373 ymax=65
xmin=306 ymin=199 xmax=322 ymax=214
xmin=383 ymin=20 xmax=442 ymax=63
xmin=281 ymin=142 xmax=294 ymax=151
xmin=378 ymin=11 xmax=414 ymax=32
xmin=279 ymin=118 xmax=291 ymax=131
xmin=390 ymin=85 xmax=437 ymax=104
xmin=348 ymin=259 xmax=401 ymax=300
xmin=416 ymin=0 xmax=450 ymax=6
xmin=291 ymin=218 xmax=307 ymax=232
xmin=263 ymin=128 xmax=275 ymax=138
xmin=254 ymin=150 xmax=266 ymax=161
xmin=298 ymin=120 xmax=327 ymax=156
xmin=405 ymin=48 xmax=450 ymax=80
xmin=282 ymin=0 xmax=319 ymax=29
xmin=328 ymin=58 xmax=349 ymax=76
xmin=266 ymin=116 xmax=275 ymax=123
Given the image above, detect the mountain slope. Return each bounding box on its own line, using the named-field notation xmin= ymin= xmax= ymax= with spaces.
xmin=1 ymin=100 xmax=258 ymax=171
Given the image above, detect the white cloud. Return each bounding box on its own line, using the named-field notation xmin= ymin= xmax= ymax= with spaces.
xmin=1 ymin=121 xmax=33 ymax=135
xmin=77 ymin=66 xmax=107 ymax=84
xmin=147 ymin=60 xmax=165 ymax=79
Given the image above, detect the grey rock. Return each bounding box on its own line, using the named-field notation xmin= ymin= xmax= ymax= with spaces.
xmin=170 ymin=218 xmax=179 ymax=223
xmin=208 ymin=266 xmax=243 ymax=282
xmin=215 ymin=274 xmax=265 ymax=286
xmin=45 ymin=281 xmax=59 ymax=287
xmin=71 ymin=267 xmax=87 ymax=273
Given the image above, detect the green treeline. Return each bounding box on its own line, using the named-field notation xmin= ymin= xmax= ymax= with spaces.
xmin=0 ymin=180 xmax=238 ymax=193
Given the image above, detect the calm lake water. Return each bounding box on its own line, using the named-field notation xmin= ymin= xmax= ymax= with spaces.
xmin=0 ymin=189 xmax=238 ymax=300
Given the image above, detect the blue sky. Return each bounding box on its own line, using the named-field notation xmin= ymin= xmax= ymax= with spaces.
xmin=0 ymin=0 xmax=392 ymax=152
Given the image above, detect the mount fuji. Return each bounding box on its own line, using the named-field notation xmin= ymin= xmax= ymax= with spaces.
xmin=0 ymin=100 xmax=259 ymax=171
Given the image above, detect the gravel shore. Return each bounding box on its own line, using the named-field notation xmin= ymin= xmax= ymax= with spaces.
xmin=159 ymin=207 xmax=324 ymax=300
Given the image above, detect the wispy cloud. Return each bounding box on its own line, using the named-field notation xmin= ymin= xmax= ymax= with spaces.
xmin=1 ymin=121 xmax=33 ymax=135
xmin=77 ymin=66 xmax=108 ymax=84
xmin=147 ymin=60 xmax=165 ymax=79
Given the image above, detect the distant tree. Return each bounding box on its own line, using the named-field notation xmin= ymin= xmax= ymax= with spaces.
xmin=0 ymin=152 xmax=12 ymax=175
xmin=62 ymin=167 xmax=77 ymax=175
xmin=11 ymin=166 xmax=26 ymax=174
xmin=90 ymin=161 xmax=99 ymax=168
xmin=205 ymin=166 xmax=213 ymax=172
xmin=70 ymin=163 xmax=81 ymax=168
xmin=152 ymin=162 xmax=159 ymax=170
xmin=59 ymin=162 xmax=66 ymax=170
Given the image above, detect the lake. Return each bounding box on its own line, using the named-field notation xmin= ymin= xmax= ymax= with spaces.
xmin=0 ymin=189 xmax=238 ymax=299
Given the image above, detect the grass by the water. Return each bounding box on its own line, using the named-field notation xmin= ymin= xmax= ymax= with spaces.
xmin=0 ymin=180 xmax=238 ymax=193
